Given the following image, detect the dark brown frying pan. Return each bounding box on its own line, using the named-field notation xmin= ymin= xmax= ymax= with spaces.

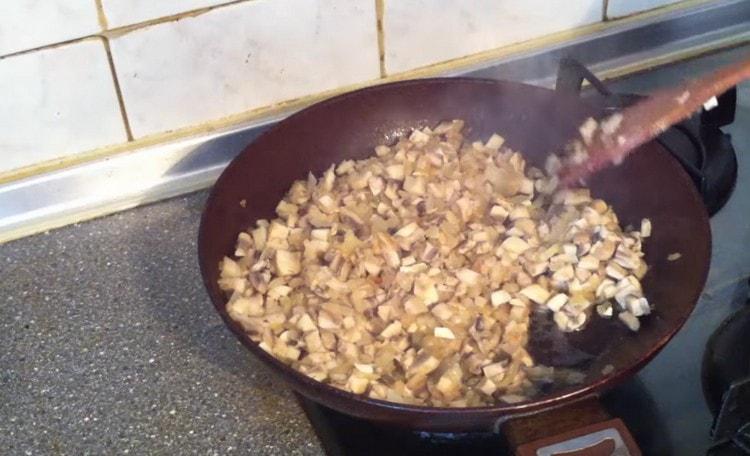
xmin=198 ymin=78 xmax=711 ymax=451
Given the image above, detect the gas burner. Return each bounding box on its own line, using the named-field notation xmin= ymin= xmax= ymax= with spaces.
xmin=556 ymin=58 xmax=738 ymax=216
xmin=295 ymin=379 xmax=669 ymax=456
xmin=295 ymin=393 xmax=507 ymax=455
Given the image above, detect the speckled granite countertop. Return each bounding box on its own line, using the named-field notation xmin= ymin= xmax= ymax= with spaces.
xmin=1 ymin=193 xmax=323 ymax=455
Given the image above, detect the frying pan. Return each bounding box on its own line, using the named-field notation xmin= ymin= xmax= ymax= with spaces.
xmin=198 ymin=78 xmax=711 ymax=447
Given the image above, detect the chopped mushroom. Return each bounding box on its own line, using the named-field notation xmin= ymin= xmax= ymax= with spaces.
xmin=220 ymin=120 xmax=651 ymax=407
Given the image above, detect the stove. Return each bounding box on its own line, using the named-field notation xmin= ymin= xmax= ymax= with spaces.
xmin=294 ymin=57 xmax=745 ymax=455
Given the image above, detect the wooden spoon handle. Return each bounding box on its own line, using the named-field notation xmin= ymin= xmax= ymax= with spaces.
xmin=559 ymin=57 xmax=750 ymax=185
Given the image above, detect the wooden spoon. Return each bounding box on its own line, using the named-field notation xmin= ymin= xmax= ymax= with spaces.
xmin=558 ymin=57 xmax=750 ymax=186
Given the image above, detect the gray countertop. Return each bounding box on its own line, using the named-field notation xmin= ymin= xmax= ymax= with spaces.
xmin=4 ymin=47 xmax=750 ymax=455
xmin=1 ymin=193 xmax=323 ymax=455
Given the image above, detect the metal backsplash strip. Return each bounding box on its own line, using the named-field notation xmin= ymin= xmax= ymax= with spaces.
xmin=1 ymin=0 xmax=749 ymax=244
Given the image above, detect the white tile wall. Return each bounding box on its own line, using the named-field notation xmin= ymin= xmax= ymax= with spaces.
xmin=383 ymin=0 xmax=603 ymax=74
xmin=0 ymin=39 xmax=127 ymax=173
xmin=0 ymin=1 xmax=101 ymax=56
xmin=101 ymin=0 xmax=229 ymax=28
xmin=110 ymin=0 xmax=380 ymax=138
xmin=607 ymin=0 xmax=684 ymax=18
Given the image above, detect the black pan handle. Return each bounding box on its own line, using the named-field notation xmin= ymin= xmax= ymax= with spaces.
xmin=555 ymin=57 xmax=612 ymax=98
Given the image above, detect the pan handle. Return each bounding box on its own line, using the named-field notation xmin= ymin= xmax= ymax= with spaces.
xmin=499 ymin=397 xmax=642 ymax=455
xmin=554 ymin=57 xmax=612 ymax=98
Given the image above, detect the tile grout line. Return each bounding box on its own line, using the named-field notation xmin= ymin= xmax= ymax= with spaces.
xmin=101 ymin=37 xmax=134 ymax=141
xmin=375 ymin=0 xmax=387 ymax=78
xmin=0 ymin=0 xmax=253 ymax=61
xmin=93 ymin=0 xmax=109 ymax=30
xmin=602 ymin=0 xmax=610 ymax=21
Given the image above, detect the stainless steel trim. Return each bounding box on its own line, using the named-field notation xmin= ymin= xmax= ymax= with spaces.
xmin=2 ymin=0 xmax=749 ymax=243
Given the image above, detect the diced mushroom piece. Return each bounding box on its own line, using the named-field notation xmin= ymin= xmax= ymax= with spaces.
xmin=485 ymin=133 xmax=505 ymax=150
xmin=618 ymin=311 xmax=641 ymax=331
xmin=525 ymin=260 xmax=548 ymax=277
xmin=368 ymin=176 xmax=385 ymax=196
xmin=578 ymin=255 xmax=599 ymax=271
xmin=413 ymin=275 xmax=439 ymax=305
xmin=267 ymin=284 xmax=292 ymax=300
xmin=509 ymin=206 xmax=530 ymax=221
xmin=386 ymin=164 xmax=405 ymax=180
xmin=520 ymin=284 xmax=550 ymax=304
xmin=355 ymin=363 xmax=375 ymax=374
xmin=404 ymin=297 xmax=428 ymax=315
xmin=613 ymin=249 xmax=640 ymax=270
xmin=275 ymin=250 xmax=301 ymax=276
xmin=375 ymin=145 xmax=391 ymax=156
xmin=304 ymin=330 xmax=324 ymax=352
xmin=347 ymin=375 xmax=370 ymax=394
xmin=434 ymin=327 xmax=456 ymax=339
xmin=395 ymin=222 xmax=420 ymax=238
xmin=553 ymin=311 xmax=569 ymax=331
xmin=546 ymin=293 xmax=568 ymax=312
xmin=410 ymin=129 xmax=431 ymax=144
xmin=431 ymin=303 xmax=453 ymax=320
xmin=377 ymin=305 xmax=392 ymax=321
xmin=640 ymin=218 xmax=652 ymax=238
xmin=318 ymin=311 xmax=340 ymax=330
xmin=436 ymin=374 xmax=460 ymax=399
xmin=456 ymin=268 xmax=481 ymax=287
xmin=380 ymin=321 xmax=403 ymax=338
xmin=479 ymin=378 xmax=497 ymax=395
xmin=227 ymin=295 xmax=265 ymax=327
xmin=569 ymin=294 xmax=592 ymax=312
xmin=501 ymin=394 xmax=527 ymax=404
xmin=310 ymin=228 xmax=329 ymax=241
xmin=559 ymin=189 xmax=591 ymax=206
xmin=408 ymin=353 xmax=440 ymax=377
xmin=296 ymin=313 xmax=317 ymax=332
xmin=489 ymin=205 xmax=509 ymax=221
xmin=234 ymin=232 xmax=254 ymax=257
xmin=625 ymin=296 xmax=651 ymax=317
xmin=591 ymin=240 xmax=616 ymax=261
xmin=501 ymin=236 xmax=531 ymax=254
xmin=667 ymin=252 xmax=682 ymax=261
xmin=267 ymin=221 xmax=290 ymax=244
xmin=482 ymin=362 xmax=506 ymax=379
xmin=606 ymin=263 xmax=627 ymax=280
xmin=596 ymin=302 xmax=613 ymax=318
xmin=579 ymin=117 xmax=598 ymax=145
xmin=376 ymin=233 xmax=401 ymax=268
xmin=567 ymin=312 xmax=587 ymax=331
xmin=490 ymin=290 xmax=511 ymax=307
xmin=251 ymin=224 xmax=268 ymax=250
xmin=552 ymin=265 xmax=575 ymax=283
xmin=403 ymin=176 xmax=426 ymax=195
xmin=220 ymin=257 xmax=243 ymax=278
xmin=596 ymin=279 xmax=617 ymax=300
